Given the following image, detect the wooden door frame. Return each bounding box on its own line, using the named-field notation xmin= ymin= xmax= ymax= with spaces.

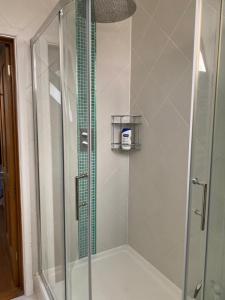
xmin=0 ymin=36 xmax=23 ymax=299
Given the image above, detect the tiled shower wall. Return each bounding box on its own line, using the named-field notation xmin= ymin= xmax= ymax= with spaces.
xmin=96 ymin=20 xmax=131 ymax=252
xmin=76 ymin=0 xmax=196 ymax=287
xmin=129 ymin=0 xmax=196 ymax=288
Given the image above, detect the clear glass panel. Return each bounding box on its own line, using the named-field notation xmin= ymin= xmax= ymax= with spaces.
xmin=93 ymin=0 xmax=195 ymax=299
xmin=61 ymin=1 xmax=89 ymax=300
xmin=184 ymin=1 xmax=222 ymax=299
xmin=33 ymin=15 xmax=66 ymax=299
xmin=204 ymin=3 xmax=225 ymax=299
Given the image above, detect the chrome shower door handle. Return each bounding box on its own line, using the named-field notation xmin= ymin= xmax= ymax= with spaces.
xmin=75 ymin=173 xmax=88 ymax=221
xmin=192 ymin=178 xmax=208 ymax=231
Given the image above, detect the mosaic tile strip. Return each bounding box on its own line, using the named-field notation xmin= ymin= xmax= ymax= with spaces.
xmin=76 ymin=0 xmax=97 ymax=258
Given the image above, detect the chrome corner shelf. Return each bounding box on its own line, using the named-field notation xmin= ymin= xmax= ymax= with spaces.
xmin=111 ymin=115 xmax=142 ymax=151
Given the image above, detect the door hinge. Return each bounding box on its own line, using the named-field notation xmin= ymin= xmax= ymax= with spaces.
xmin=7 ymin=65 xmax=11 ymax=77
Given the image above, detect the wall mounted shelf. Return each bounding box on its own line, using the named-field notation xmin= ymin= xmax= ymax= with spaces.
xmin=111 ymin=115 xmax=142 ymax=151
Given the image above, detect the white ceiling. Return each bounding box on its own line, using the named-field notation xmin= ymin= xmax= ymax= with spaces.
xmin=0 ymin=0 xmax=58 ymax=39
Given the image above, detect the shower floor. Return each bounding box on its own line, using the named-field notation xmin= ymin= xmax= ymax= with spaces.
xmin=71 ymin=246 xmax=182 ymax=300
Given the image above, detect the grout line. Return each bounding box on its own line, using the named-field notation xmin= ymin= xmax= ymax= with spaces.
xmin=168 ymin=0 xmax=195 ymax=64
xmin=152 ymin=0 xmax=162 ymax=18
xmin=132 ymin=36 xmax=189 ymax=120
xmin=137 ymin=0 xmax=161 ymax=19
xmin=121 ymin=0 xmax=195 ymax=109
xmin=146 ymin=63 xmax=191 ymax=124
xmin=131 ymin=38 xmax=170 ymax=104
xmin=152 ymin=0 xmax=194 ymax=64
xmin=169 ymin=99 xmax=190 ymax=129
xmin=170 ymin=0 xmax=194 ymax=37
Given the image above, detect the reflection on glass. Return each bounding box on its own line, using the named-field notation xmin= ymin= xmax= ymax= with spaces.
xmin=204 ymin=4 xmax=225 ymax=299
xmin=33 ymin=16 xmax=65 ymax=299
xmin=185 ymin=1 xmax=222 ymax=299
xmin=62 ymin=2 xmax=89 ymax=300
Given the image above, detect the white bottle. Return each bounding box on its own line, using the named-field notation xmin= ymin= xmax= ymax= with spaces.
xmin=121 ymin=128 xmax=132 ymax=150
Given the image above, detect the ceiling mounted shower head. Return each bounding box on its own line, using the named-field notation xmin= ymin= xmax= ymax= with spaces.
xmin=93 ymin=0 xmax=137 ymax=23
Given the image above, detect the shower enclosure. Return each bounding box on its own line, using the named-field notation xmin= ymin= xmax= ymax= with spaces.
xmin=185 ymin=0 xmax=225 ymax=299
xmin=31 ymin=0 xmax=225 ymax=299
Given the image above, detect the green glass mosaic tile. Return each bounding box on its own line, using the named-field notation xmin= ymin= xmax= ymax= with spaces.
xmin=76 ymin=0 xmax=97 ymax=258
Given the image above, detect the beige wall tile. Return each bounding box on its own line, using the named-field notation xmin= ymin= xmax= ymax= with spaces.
xmin=129 ymin=0 xmax=195 ymax=288
xmin=154 ymin=0 xmax=191 ymax=35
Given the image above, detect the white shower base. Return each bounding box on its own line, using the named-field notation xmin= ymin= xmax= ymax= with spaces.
xmin=71 ymin=245 xmax=182 ymax=300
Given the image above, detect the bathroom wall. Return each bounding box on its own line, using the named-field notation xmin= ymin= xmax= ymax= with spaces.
xmin=0 ymin=0 xmax=58 ymax=295
xmin=129 ymin=0 xmax=196 ymax=288
xmin=96 ymin=20 xmax=131 ymax=252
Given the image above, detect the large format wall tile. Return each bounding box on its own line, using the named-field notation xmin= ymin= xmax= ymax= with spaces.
xmin=136 ymin=0 xmax=159 ymax=16
xmin=96 ymin=20 xmax=131 ymax=252
xmin=154 ymin=0 xmax=191 ymax=35
xmin=129 ymin=0 xmax=195 ymax=288
xmin=172 ymin=0 xmax=196 ymax=62
xmin=134 ymin=18 xmax=169 ymax=72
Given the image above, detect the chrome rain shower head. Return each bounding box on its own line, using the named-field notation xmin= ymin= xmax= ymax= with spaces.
xmin=93 ymin=0 xmax=137 ymax=23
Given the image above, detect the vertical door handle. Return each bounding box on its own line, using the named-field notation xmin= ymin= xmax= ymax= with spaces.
xmin=192 ymin=178 xmax=208 ymax=231
xmin=75 ymin=173 xmax=88 ymax=220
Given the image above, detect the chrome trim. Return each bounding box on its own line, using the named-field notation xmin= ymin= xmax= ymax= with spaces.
xmin=192 ymin=178 xmax=207 ymax=231
xmin=39 ymin=272 xmax=55 ymax=300
xmin=182 ymin=0 xmax=202 ymax=299
xmin=86 ymin=0 xmax=93 ymax=299
xmin=75 ymin=174 xmax=88 ymax=220
xmin=31 ymin=0 xmax=73 ymax=45
xmin=59 ymin=7 xmax=68 ymax=300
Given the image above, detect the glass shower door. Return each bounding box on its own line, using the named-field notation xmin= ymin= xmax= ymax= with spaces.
xmin=203 ymin=2 xmax=225 ymax=298
xmin=184 ymin=0 xmax=222 ymax=299
xmin=33 ymin=15 xmax=66 ymax=299
xmin=32 ymin=1 xmax=92 ymax=299
xmin=60 ymin=1 xmax=92 ymax=299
